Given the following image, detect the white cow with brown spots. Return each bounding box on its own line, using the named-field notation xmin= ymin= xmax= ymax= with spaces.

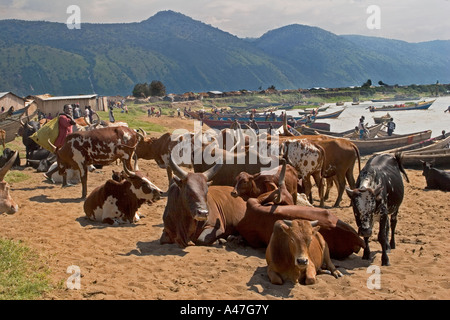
xmin=83 ymin=163 xmax=162 ymax=225
xmin=282 ymin=139 xmax=325 ymax=207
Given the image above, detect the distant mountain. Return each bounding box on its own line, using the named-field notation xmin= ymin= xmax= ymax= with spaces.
xmin=0 ymin=10 xmax=449 ymax=96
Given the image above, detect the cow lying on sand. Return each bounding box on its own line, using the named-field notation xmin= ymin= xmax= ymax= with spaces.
xmin=236 ymin=160 xmax=365 ymax=259
xmin=266 ymin=219 xmax=342 ymax=285
xmin=83 ymin=163 xmax=162 ymax=225
xmin=421 ymin=161 xmax=450 ymax=191
xmin=160 ymin=156 xmax=247 ymax=247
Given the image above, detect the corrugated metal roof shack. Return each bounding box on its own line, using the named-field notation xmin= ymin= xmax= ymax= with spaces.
xmin=28 ymin=94 xmax=105 ymax=117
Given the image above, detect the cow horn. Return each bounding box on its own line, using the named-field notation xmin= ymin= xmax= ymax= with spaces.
xmin=0 ymin=151 xmax=18 ymax=181
xmin=169 ymin=154 xmax=188 ymax=180
xmin=47 ymin=139 xmax=57 ymax=153
xmin=138 ymin=128 xmax=147 ymax=137
xmin=278 ymin=158 xmax=286 ymax=189
xmin=310 ymin=220 xmax=319 ymax=227
xmin=203 ymin=162 xmax=223 ymax=182
xmin=122 ymin=161 xmax=136 ymax=177
xmin=26 ymin=159 xmax=41 ymax=164
xmin=283 ymin=220 xmax=293 ymax=227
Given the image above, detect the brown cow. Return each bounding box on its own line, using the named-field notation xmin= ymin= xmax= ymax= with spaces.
xmin=235 ymin=161 xmax=365 ymax=259
xmin=49 ymin=126 xmax=142 ymax=198
xmin=83 ymin=163 xmax=162 ymax=225
xmin=0 ymin=151 xmax=19 ymax=214
xmin=135 ymin=131 xmax=194 ymax=185
xmin=231 ymin=163 xmax=300 ymax=204
xmin=266 ymin=219 xmax=342 ymax=285
xmin=160 ymin=156 xmax=247 ymax=247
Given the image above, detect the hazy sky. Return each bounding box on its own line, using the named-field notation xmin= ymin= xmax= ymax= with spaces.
xmin=1 ymin=0 xmax=449 ymax=42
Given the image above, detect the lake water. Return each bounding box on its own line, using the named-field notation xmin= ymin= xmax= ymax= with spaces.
xmin=281 ymin=96 xmax=450 ymax=136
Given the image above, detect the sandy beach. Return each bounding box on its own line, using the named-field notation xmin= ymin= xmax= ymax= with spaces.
xmin=0 ymin=116 xmax=449 ymax=301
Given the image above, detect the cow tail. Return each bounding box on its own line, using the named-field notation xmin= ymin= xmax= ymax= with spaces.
xmin=317 ymin=144 xmax=326 ymax=178
xmin=395 ymin=152 xmax=410 ymax=183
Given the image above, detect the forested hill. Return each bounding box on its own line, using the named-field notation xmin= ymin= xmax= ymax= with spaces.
xmin=0 ymin=10 xmax=448 ymax=96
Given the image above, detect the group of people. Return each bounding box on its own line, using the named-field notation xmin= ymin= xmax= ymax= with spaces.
xmin=358 ymin=115 xmax=396 ymax=139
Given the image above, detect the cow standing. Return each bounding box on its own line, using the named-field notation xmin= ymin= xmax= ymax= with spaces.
xmin=49 ymin=126 xmax=142 ymax=199
xmin=346 ymin=153 xmax=409 ymax=266
xmin=266 ymin=219 xmax=342 ymax=285
xmin=282 ymin=139 xmax=325 ymax=207
xmin=19 ymin=119 xmax=41 ymax=166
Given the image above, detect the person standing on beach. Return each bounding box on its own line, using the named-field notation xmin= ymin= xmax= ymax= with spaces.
xmin=386 ymin=118 xmax=396 ymax=136
xmin=358 ymin=116 xmax=368 ymax=139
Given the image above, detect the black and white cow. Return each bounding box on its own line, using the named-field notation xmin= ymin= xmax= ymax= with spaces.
xmin=421 ymin=161 xmax=450 ymax=191
xmin=345 ymin=153 xmax=409 ymax=266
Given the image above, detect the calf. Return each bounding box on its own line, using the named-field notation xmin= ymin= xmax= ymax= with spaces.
xmin=231 ymin=164 xmax=299 ymax=204
xmin=266 ymin=219 xmax=342 ymax=285
xmin=0 ymin=151 xmax=19 ymax=214
xmin=83 ymin=163 xmax=162 ymax=225
xmin=421 ymin=161 xmax=450 ymax=191
xmin=346 ymin=153 xmax=409 ymax=266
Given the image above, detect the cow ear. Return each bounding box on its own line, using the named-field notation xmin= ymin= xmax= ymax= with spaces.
xmin=312 ymin=226 xmax=321 ymax=235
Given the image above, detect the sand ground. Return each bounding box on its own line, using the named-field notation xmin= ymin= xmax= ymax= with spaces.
xmin=0 ymin=116 xmax=449 ymax=300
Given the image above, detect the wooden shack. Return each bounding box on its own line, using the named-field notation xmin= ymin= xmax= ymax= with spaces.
xmin=27 ymin=94 xmax=103 ymax=118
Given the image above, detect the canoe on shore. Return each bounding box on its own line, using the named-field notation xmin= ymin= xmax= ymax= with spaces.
xmin=201 ymin=118 xmax=331 ymax=131
xmin=349 ymin=130 xmax=433 ymax=156
xmin=368 ymin=100 xmax=435 ymax=112
xmin=401 ymin=148 xmax=450 ymax=169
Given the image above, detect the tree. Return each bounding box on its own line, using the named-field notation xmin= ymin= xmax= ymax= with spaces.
xmin=378 ymin=80 xmax=389 ymax=86
xmin=149 ymin=80 xmax=166 ymax=96
xmin=362 ymin=79 xmax=372 ymax=87
xmin=132 ymin=80 xmax=166 ymax=97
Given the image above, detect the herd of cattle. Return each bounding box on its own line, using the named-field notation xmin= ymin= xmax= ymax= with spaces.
xmin=1 ymin=117 xmax=449 ymax=286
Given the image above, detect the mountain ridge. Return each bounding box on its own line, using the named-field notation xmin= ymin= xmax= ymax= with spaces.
xmin=0 ymin=10 xmax=449 ymax=96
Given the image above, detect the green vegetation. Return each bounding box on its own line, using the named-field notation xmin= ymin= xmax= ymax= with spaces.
xmin=0 ymin=239 xmax=51 ymax=299
xmin=4 ymin=171 xmax=30 ymax=184
xmin=98 ymin=103 xmax=167 ymax=133
xmin=0 ymin=11 xmax=448 ymax=96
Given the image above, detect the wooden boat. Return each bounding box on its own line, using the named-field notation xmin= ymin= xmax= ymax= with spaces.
xmin=0 ymin=103 xmax=36 ymax=143
xmin=401 ymin=148 xmax=450 ymax=169
xmin=201 ymin=118 xmax=330 ymax=131
xmin=368 ymin=100 xmax=435 ymax=112
xmin=297 ymin=123 xmax=383 ymax=139
xmin=349 ymin=130 xmax=433 ymax=156
xmin=313 ymin=108 xmax=346 ymax=120
xmin=373 ymin=113 xmax=392 ymax=124
xmin=381 ymin=134 xmax=450 ymax=155
xmin=297 ymin=105 xmax=330 ymax=115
